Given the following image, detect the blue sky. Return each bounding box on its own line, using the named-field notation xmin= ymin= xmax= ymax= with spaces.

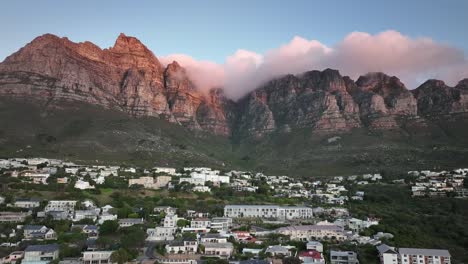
xmin=1 ymin=0 xmax=467 ymax=63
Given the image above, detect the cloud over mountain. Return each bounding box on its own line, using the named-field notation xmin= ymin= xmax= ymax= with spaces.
xmin=161 ymin=30 xmax=468 ymax=100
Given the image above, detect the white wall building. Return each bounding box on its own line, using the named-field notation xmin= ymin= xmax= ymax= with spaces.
xmin=224 ymin=205 xmax=313 ymax=220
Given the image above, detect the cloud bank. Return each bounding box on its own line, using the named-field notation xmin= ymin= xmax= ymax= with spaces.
xmin=160 ymin=30 xmax=468 ymax=100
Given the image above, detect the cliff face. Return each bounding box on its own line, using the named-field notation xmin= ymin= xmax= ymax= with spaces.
xmin=236 ymin=69 xmax=361 ymax=137
xmin=1 ymin=33 xmax=468 ymax=138
xmin=0 ymin=33 xmax=233 ymax=136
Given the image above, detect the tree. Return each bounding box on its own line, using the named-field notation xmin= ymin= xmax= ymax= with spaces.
xmin=100 ymin=220 xmax=119 ymax=235
xmin=177 ymin=219 xmax=190 ymax=228
xmin=110 ymin=248 xmax=130 ymax=264
xmin=283 ymin=257 xmax=302 ymax=264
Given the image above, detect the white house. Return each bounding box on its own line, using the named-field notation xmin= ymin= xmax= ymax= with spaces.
xmin=202 ymin=242 xmax=233 ymax=258
xmin=146 ymin=227 xmax=176 ymax=241
xmin=82 ymin=251 xmax=114 ymax=264
xmin=165 ymin=239 xmax=198 ymax=254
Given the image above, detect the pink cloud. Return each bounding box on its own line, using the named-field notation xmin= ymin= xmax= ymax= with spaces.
xmin=161 ymin=30 xmax=468 ymax=100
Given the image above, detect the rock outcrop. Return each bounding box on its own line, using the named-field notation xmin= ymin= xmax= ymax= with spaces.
xmin=0 ymin=33 xmax=233 ymax=136
xmin=1 ymin=33 xmax=468 ymax=138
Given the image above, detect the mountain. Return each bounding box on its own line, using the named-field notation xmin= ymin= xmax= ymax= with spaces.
xmin=1 ymin=33 xmax=468 ymax=175
xmin=0 ymin=33 xmax=233 ymax=136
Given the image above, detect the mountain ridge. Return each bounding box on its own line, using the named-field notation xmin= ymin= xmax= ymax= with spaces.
xmin=1 ymin=33 xmax=468 ymax=139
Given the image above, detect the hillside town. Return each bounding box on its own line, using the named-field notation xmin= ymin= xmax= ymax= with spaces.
xmin=0 ymin=157 xmax=466 ymax=264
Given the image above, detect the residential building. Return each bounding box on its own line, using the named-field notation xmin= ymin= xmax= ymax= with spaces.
xmin=118 ymin=218 xmax=144 ymax=227
xmin=203 ymin=242 xmax=234 ymax=258
xmin=74 ymin=210 xmax=99 ymax=222
xmin=23 ymin=244 xmax=60 ymax=264
xmin=399 ymin=248 xmax=451 ymax=264
xmin=13 ymin=198 xmax=41 ymax=209
xmin=44 ymin=200 xmax=77 ymax=213
xmin=74 ymin=180 xmax=94 ymax=190
xmin=299 ymin=250 xmax=326 ymax=264
xmin=21 ymin=172 xmax=50 ymax=184
xmin=82 ymin=251 xmax=114 ymax=264
xmin=377 ymin=244 xmax=451 ymax=264
xmin=330 ymin=251 xmax=359 ymax=264
xmin=153 ymin=167 xmax=177 ymax=175
xmin=190 ymin=218 xmax=211 ymax=229
xmin=154 ymin=206 xmax=177 ymax=215
xmin=146 ymin=227 xmax=176 ymax=241
xmin=377 ymin=244 xmax=399 ymax=264
xmin=163 ymin=214 xmax=179 ymax=228
xmin=0 ymin=212 xmax=29 ymax=223
xmin=23 ymin=225 xmax=57 ymax=240
xmin=210 ymin=217 xmax=232 ymax=232
xmin=307 ymin=241 xmax=324 ymax=253
xmin=224 ymin=205 xmax=313 ymax=220
xmin=165 ymin=239 xmax=198 ymax=254
xmin=265 ymin=245 xmax=292 ymax=257
xmin=200 ymin=233 xmax=228 ymax=243
xmin=276 ymin=224 xmax=346 ymax=241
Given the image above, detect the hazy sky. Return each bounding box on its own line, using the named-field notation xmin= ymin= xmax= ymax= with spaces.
xmin=1 ymin=0 xmax=468 ymax=98
xmin=1 ymin=0 xmax=467 ymax=62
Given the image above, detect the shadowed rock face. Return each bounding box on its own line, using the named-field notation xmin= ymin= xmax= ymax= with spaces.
xmin=412 ymin=79 xmax=468 ymax=116
xmin=1 ymin=33 xmax=468 ymax=138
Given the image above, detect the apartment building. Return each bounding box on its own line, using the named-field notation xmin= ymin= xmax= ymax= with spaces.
xmin=224 ymin=205 xmax=313 ymax=220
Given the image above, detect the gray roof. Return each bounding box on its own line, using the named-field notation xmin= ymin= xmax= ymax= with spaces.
xmin=25 ymin=244 xmax=59 ymax=252
xmin=377 ymin=244 xmax=397 ymax=254
xmin=118 ymin=218 xmax=144 ymax=223
xmin=277 ymin=224 xmax=343 ymax=232
xmin=202 ymin=242 xmax=233 ymax=249
xmin=399 ymin=248 xmax=450 ymax=257
xmin=266 ymin=245 xmax=289 ymax=253
xmin=330 ymin=250 xmax=357 ymax=257
xmin=24 ymin=225 xmax=46 ymax=230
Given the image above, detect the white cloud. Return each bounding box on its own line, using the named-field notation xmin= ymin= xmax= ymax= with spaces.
xmin=160 ymin=30 xmax=468 ymax=100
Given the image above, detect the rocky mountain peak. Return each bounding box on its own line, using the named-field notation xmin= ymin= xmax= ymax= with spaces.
xmin=111 ymin=33 xmax=148 ymax=53
xmin=455 ymin=79 xmax=468 ymax=90
xmin=356 ymin=72 xmax=407 ymax=94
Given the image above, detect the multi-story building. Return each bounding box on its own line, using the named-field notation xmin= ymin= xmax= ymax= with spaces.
xmin=165 ymin=239 xmax=198 ymax=254
xmin=203 ymin=242 xmax=234 ymax=258
xmin=0 ymin=212 xmax=29 ymax=223
xmin=330 ymin=251 xmax=359 ymax=264
xmin=224 ymin=205 xmax=313 ymax=220
xmin=377 ymin=244 xmax=451 ymax=264
xmin=13 ymin=198 xmax=41 ymax=209
xmin=118 ymin=218 xmax=144 ymax=228
xmin=44 ymin=200 xmax=77 ymax=213
xmin=82 ymin=251 xmax=114 ymax=264
xmin=190 ymin=218 xmax=211 ymax=229
xmin=307 ymin=241 xmax=324 ymax=253
xmin=276 ymin=224 xmax=345 ymax=241
xmin=210 ymin=217 xmax=232 ymax=232
xmin=22 ymin=244 xmax=59 ymax=264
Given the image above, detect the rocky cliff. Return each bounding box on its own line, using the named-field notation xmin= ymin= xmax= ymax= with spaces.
xmin=0 ymin=33 xmax=233 ymax=136
xmin=1 ymin=33 xmax=468 ymax=138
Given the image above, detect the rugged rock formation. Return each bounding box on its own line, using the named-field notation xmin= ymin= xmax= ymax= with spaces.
xmin=0 ymin=33 xmax=233 ymax=136
xmin=413 ymin=79 xmax=468 ymax=116
xmin=1 ymin=33 xmax=468 ymax=138
xmin=236 ymin=69 xmax=361 ymax=137
xmin=350 ymin=72 xmax=418 ymax=128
